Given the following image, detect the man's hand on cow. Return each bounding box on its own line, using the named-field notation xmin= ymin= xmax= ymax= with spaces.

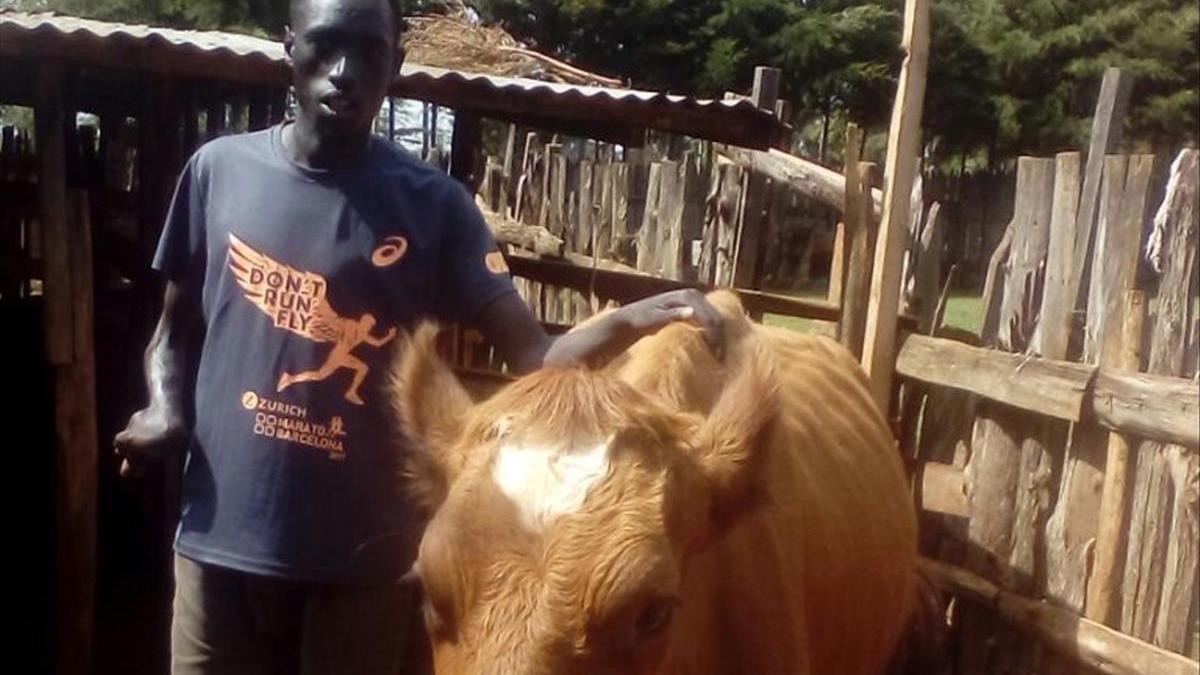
xmin=617 ymin=289 xmax=726 ymax=360
xmin=113 ymin=404 xmax=187 ymax=478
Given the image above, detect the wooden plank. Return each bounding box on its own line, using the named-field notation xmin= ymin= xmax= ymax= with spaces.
xmin=637 ymin=161 xmax=665 ymax=273
xmin=37 ymin=62 xmax=98 ymax=675
xmin=732 ymin=159 xmax=769 ymax=288
xmin=861 ymin=0 xmax=931 ymax=410
xmin=578 ymin=159 xmax=594 ymax=256
xmin=921 ymin=558 xmax=1200 ymax=675
xmin=1071 ymin=68 xmax=1135 ymax=317
xmin=1046 ymin=155 xmax=1152 ymax=616
xmin=1085 ymin=155 xmax=1154 ymax=362
xmin=997 ymin=156 xmax=1056 ymax=353
xmin=713 ymin=163 xmax=743 ymax=287
xmin=679 ymin=154 xmax=706 ymax=283
xmin=697 ymin=161 xmax=723 ymax=285
xmin=656 ymin=160 xmax=692 ymax=280
xmin=501 ymin=124 xmax=518 ymax=217
xmin=1088 ymin=290 xmax=1148 ymax=626
xmin=593 ymin=162 xmax=613 ymax=260
xmin=36 ymin=64 xmax=72 ymax=366
xmin=1034 ymin=151 xmax=1083 ymax=360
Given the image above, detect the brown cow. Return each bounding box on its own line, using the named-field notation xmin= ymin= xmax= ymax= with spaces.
xmin=390 ymin=291 xmax=918 ymax=675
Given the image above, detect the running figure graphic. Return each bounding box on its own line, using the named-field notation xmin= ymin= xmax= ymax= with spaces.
xmin=228 ymin=233 xmax=397 ymax=405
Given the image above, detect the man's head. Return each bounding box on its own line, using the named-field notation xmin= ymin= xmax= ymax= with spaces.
xmin=285 ymin=0 xmax=406 ymax=142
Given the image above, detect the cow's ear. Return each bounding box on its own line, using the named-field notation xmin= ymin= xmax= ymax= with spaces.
xmin=689 ymin=354 xmax=779 ymax=540
xmin=389 ymin=323 xmax=473 ymax=511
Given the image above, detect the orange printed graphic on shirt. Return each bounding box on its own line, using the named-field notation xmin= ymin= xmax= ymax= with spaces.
xmin=372 ymin=236 xmax=408 ymax=267
xmin=485 ymin=250 xmax=509 ymax=275
xmin=228 ymin=233 xmax=397 ymax=406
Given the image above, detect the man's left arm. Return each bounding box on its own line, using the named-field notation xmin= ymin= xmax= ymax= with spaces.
xmin=475 ymin=288 xmax=725 ymax=375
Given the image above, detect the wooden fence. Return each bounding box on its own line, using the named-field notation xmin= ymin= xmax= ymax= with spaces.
xmin=903 ymin=146 xmax=1199 ymax=673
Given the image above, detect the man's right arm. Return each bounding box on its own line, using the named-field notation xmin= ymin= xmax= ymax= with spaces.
xmin=113 ymin=279 xmax=202 ymax=477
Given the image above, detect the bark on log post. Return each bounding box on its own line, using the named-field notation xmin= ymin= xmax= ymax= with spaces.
xmin=1087 ymin=290 xmax=1148 ymax=627
xmin=861 ymin=0 xmax=930 ymax=411
xmin=1124 ymin=149 xmax=1200 ymax=651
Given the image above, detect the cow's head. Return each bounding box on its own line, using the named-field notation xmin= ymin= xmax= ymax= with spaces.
xmin=390 ymin=317 xmax=777 ymax=675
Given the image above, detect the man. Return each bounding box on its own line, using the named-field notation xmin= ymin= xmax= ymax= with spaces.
xmin=112 ymin=0 xmax=723 ymax=673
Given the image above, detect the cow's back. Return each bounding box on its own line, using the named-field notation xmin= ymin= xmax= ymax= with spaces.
xmin=619 ymin=298 xmax=917 ymax=674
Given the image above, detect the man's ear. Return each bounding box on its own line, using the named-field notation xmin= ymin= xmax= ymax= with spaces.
xmin=283 ymin=25 xmax=295 ymax=60
xmin=686 ymin=353 xmax=780 ymax=546
xmin=389 ymin=323 xmax=473 ymax=512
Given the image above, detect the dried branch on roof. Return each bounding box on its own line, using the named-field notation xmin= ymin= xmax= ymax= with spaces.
xmin=401 ymin=7 xmax=621 ymax=87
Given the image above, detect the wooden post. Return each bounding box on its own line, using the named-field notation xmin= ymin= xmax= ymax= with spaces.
xmin=840 ymin=159 xmax=879 ymax=359
xmin=828 ymin=221 xmax=847 ymax=305
xmin=750 ymin=66 xmax=781 ymax=112
xmin=861 ymin=0 xmax=930 ymax=411
xmin=450 ymin=110 xmax=482 ymax=190
xmin=38 ymin=63 xmax=98 ymax=675
xmin=1087 ymin=289 xmax=1147 ymax=626
xmin=913 ymin=201 xmax=943 ymax=332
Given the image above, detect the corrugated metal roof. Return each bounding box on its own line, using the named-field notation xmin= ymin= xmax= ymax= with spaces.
xmin=0 ymin=11 xmax=785 ymax=148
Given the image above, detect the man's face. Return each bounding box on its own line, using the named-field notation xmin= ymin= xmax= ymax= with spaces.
xmin=286 ymin=0 xmax=400 ymax=141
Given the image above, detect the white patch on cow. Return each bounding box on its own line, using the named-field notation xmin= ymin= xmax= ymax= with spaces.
xmin=492 ymin=437 xmax=612 ymax=531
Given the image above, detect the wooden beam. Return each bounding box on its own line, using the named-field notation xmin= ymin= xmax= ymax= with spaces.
xmin=896 ymin=333 xmax=1200 ymax=448
xmin=720 ymin=146 xmax=884 ymax=219
xmin=504 ymin=254 xmax=842 ymax=322
xmin=1093 ymin=370 xmax=1200 ymax=450
xmin=1087 ymin=290 xmax=1147 ymax=625
xmin=861 ymin=0 xmax=930 ymax=411
xmin=897 ymin=333 xmax=1092 ymax=422
xmin=476 ymin=203 xmax=565 ymax=256
xmin=920 ymin=558 xmax=1200 ymax=675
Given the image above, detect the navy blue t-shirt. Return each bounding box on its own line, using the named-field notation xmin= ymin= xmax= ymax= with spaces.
xmin=153 ymin=123 xmax=516 ymax=584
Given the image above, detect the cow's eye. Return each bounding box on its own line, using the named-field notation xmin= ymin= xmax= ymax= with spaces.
xmin=634 ymin=596 xmax=676 ymax=640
